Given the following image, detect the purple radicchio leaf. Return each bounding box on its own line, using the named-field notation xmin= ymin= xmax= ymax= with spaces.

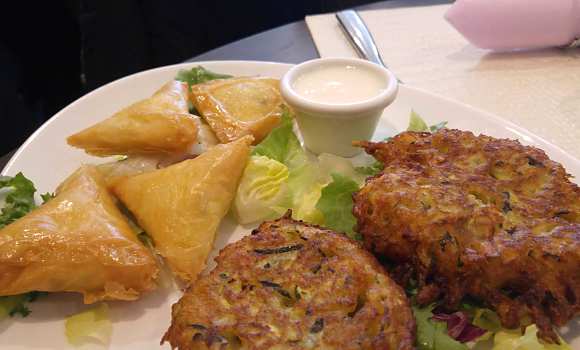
xmin=431 ymin=311 xmax=487 ymax=343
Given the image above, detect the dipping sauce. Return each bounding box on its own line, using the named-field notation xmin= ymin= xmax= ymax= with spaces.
xmin=292 ymin=64 xmax=386 ymax=105
xmin=280 ymin=57 xmax=398 ymax=157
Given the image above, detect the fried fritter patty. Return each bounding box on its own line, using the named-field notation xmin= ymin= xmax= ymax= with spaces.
xmin=353 ymin=129 xmax=580 ymax=342
xmin=163 ymin=214 xmax=415 ymax=350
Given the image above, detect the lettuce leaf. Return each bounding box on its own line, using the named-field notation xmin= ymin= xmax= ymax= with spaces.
xmin=413 ymin=301 xmax=569 ymax=350
xmin=175 ymin=66 xmax=232 ymax=87
xmin=235 ymin=110 xmax=323 ymax=224
xmin=430 ymin=121 xmax=448 ymax=132
xmin=236 ymin=110 xmax=451 ymax=235
xmin=65 ymin=303 xmax=113 ymax=346
xmin=175 ymin=66 xmax=232 ymax=113
xmin=40 ymin=192 xmax=55 ymax=204
xmin=252 ymin=110 xmax=306 ymax=168
xmin=407 ymin=111 xmax=447 ymax=133
xmin=472 ymin=308 xmax=502 ymax=333
xmin=355 ymin=160 xmax=384 ymax=177
xmin=408 ymin=110 xmax=430 ymax=132
xmin=0 ymin=292 xmax=46 ymax=320
xmin=414 ymin=305 xmax=468 ymax=350
xmin=0 ymin=173 xmax=37 ymax=228
xmin=492 ymin=325 xmax=570 ymax=350
xmin=315 ymin=173 xmax=360 ymax=239
xmin=233 ymin=155 xmax=291 ymax=224
xmin=287 ymin=162 xmax=324 ymax=224
xmin=418 ymin=303 xmax=570 ymax=350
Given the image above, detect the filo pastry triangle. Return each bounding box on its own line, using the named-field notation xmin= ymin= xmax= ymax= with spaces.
xmin=67 ymin=81 xmax=198 ymax=156
xmin=190 ymin=77 xmax=285 ymax=144
xmin=113 ymin=135 xmax=253 ymax=282
xmin=0 ymin=166 xmax=159 ymax=303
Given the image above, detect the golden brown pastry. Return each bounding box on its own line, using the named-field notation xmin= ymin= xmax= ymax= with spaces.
xmin=113 ymin=136 xmax=252 ymax=282
xmin=0 ymin=166 xmax=159 ymax=303
xmin=95 ymin=116 xmax=220 ymax=190
xmin=190 ymin=77 xmax=285 ymax=144
xmin=67 ymin=81 xmax=198 ymax=156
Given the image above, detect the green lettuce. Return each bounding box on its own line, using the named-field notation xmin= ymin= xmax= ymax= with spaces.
xmin=430 ymin=121 xmax=448 ymax=132
xmin=302 ymin=154 xmax=368 ymax=236
xmin=315 ymin=173 xmax=360 ymax=239
xmin=175 ymin=66 xmax=232 ymax=87
xmin=472 ymin=308 xmax=502 ymax=332
xmin=286 ymin=162 xmax=324 ymax=224
xmin=252 ymin=109 xmax=307 ymax=168
xmin=175 ymin=66 xmax=232 ymax=113
xmin=414 ymin=302 xmax=570 ymax=350
xmin=40 ymin=192 xmax=55 ymax=204
xmin=0 ymin=292 xmax=46 ymax=320
xmin=408 ymin=110 xmax=430 ymax=132
xmin=414 ymin=305 xmax=468 ymax=350
xmin=492 ymin=325 xmax=570 ymax=350
xmin=237 ymin=110 xmax=371 ymax=226
xmin=234 ymin=110 xmax=451 ymax=238
xmin=234 ymin=155 xmax=290 ymax=224
xmin=312 ymin=111 xmax=452 ymax=240
xmin=235 ymin=111 xmax=323 ymax=224
xmin=0 ymin=173 xmax=36 ymax=228
xmin=65 ymin=303 xmax=112 ymax=346
xmin=407 ymin=110 xmax=447 ymax=132
xmin=355 ymin=160 xmax=384 ymax=177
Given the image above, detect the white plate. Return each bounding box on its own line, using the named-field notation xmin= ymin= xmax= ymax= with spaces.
xmin=1 ymin=61 xmax=578 ymax=349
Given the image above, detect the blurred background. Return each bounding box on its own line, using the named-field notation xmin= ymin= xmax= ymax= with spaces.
xmin=0 ymin=0 xmax=379 ymax=155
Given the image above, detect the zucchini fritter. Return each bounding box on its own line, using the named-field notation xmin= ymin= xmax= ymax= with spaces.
xmin=353 ymin=129 xmax=580 ymax=342
xmin=163 ymin=214 xmax=415 ymax=350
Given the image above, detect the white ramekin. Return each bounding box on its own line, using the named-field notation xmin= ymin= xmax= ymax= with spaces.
xmin=280 ymin=57 xmax=398 ymax=157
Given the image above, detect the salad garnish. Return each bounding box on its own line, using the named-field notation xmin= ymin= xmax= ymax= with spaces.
xmin=233 ymin=110 xmax=573 ymax=349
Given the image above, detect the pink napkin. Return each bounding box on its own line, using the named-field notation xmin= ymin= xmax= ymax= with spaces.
xmin=445 ymin=0 xmax=580 ymax=50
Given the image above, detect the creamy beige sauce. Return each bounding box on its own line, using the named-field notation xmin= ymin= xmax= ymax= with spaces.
xmin=292 ymin=64 xmax=385 ymax=104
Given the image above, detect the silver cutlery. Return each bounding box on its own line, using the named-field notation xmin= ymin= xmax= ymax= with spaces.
xmin=336 ymin=9 xmax=401 ymax=82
